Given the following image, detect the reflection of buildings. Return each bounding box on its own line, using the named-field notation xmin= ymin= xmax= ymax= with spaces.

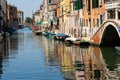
xmin=71 ymin=46 xmax=110 ymax=80
xmin=56 ymin=42 xmax=113 ymax=80
xmin=41 ymin=37 xmax=120 ymax=79
xmin=100 ymin=47 xmax=120 ymax=79
xmin=0 ymin=31 xmax=18 ymax=79
xmin=61 ymin=43 xmax=75 ymax=80
xmin=72 ymin=45 xmax=85 ymax=80
xmin=0 ymin=42 xmax=3 ymax=78
xmin=85 ymin=47 xmax=108 ymax=80
xmin=43 ymin=36 xmax=60 ymax=66
xmin=42 ymin=36 xmax=49 ymax=63
xmin=47 ymin=39 xmax=60 ymax=66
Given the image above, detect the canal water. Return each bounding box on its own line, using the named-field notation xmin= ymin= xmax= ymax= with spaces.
xmin=0 ymin=27 xmax=120 ymax=80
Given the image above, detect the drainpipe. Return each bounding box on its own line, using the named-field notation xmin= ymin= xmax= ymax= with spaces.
xmin=115 ymin=8 xmax=118 ymax=20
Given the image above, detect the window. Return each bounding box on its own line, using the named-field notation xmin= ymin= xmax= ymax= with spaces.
xmin=99 ymin=0 xmax=102 ymax=6
xmin=49 ymin=0 xmax=52 ymax=3
xmin=97 ymin=18 xmax=99 ymax=27
xmin=74 ymin=0 xmax=83 ymax=10
xmin=92 ymin=0 xmax=98 ymax=8
xmin=88 ymin=0 xmax=90 ymax=11
xmin=93 ymin=19 xmax=95 ymax=27
xmin=86 ymin=19 xmax=88 ymax=27
xmin=100 ymin=15 xmax=102 ymax=24
xmin=84 ymin=19 xmax=85 ymax=26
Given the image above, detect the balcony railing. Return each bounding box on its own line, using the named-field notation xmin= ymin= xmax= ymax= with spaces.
xmin=105 ymin=1 xmax=120 ymax=9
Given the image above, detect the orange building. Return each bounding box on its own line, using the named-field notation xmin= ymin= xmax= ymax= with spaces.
xmin=83 ymin=0 xmax=105 ymax=37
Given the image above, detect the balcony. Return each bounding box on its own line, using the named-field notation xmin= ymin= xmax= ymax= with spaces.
xmin=105 ymin=1 xmax=120 ymax=9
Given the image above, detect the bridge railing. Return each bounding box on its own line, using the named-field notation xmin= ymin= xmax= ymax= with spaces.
xmin=91 ymin=19 xmax=120 ymax=39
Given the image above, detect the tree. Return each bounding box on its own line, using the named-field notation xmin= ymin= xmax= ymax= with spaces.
xmin=25 ymin=17 xmax=34 ymax=24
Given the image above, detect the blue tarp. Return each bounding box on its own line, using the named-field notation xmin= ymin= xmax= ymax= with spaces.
xmin=118 ymin=26 xmax=120 ymax=32
xmin=56 ymin=33 xmax=68 ymax=37
xmin=36 ymin=22 xmax=43 ymax=25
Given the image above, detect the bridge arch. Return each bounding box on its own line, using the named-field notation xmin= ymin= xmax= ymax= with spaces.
xmin=90 ymin=19 xmax=120 ymax=46
xmin=100 ymin=24 xmax=120 ymax=46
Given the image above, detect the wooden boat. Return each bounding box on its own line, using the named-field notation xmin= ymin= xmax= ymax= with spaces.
xmin=73 ymin=39 xmax=90 ymax=46
xmin=43 ymin=31 xmax=49 ymax=36
xmin=34 ymin=30 xmax=42 ymax=35
xmin=65 ymin=40 xmax=73 ymax=45
xmin=73 ymin=39 xmax=81 ymax=45
xmin=79 ymin=41 xmax=90 ymax=46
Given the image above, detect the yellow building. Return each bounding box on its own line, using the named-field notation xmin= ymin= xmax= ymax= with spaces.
xmin=60 ymin=0 xmax=70 ymax=34
xmin=83 ymin=0 xmax=105 ymax=37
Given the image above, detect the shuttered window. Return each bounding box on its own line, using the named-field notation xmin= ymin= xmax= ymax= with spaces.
xmin=49 ymin=0 xmax=52 ymax=3
xmin=74 ymin=0 xmax=83 ymax=10
xmin=79 ymin=0 xmax=83 ymax=9
xmin=92 ymin=0 xmax=98 ymax=8
xmin=74 ymin=1 xmax=79 ymax=10
xmin=88 ymin=0 xmax=90 ymax=11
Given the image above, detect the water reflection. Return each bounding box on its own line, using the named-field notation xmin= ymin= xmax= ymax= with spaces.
xmin=43 ymin=38 xmax=120 ymax=80
xmin=0 ymin=32 xmax=19 ymax=79
xmin=0 ymin=28 xmax=120 ymax=80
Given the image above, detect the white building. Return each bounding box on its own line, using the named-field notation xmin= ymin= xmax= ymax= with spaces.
xmin=105 ymin=0 xmax=120 ymax=20
xmin=33 ymin=10 xmax=41 ymax=23
xmin=17 ymin=10 xmax=24 ymax=24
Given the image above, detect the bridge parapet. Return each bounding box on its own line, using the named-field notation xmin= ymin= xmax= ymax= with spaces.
xmin=90 ymin=19 xmax=120 ymax=46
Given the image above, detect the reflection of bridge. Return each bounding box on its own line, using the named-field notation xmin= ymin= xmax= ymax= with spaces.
xmin=90 ymin=19 xmax=120 ymax=46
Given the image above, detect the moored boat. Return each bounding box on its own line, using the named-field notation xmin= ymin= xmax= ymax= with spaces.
xmin=72 ymin=38 xmax=81 ymax=45
xmin=54 ymin=33 xmax=69 ymax=41
xmin=34 ymin=30 xmax=42 ymax=35
xmin=79 ymin=41 xmax=90 ymax=46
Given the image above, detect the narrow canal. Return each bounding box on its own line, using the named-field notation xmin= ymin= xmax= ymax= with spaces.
xmin=0 ymin=27 xmax=120 ymax=80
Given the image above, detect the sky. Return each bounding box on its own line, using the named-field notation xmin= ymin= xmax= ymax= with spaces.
xmin=7 ymin=0 xmax=43 ymax=19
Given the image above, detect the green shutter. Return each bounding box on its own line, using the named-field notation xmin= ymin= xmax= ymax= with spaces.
xmin=78 ymin=0 xmax=83 ymax=9
xmin=88 ymin=0 xmax=90 ymax=11
xmin=49 ymin=0 xmax=51 ymax=3
xmin=96 ymin=0 xmax=98 ymax=8
xmin=74 ymin=0 xmax=79 ymax=10
xmin=92 ymin=0 xmax=94 ymax=8
xmin=92 ymin=0 xmax=98 ymax=8
xmin=74 ymin=0 xmax=83 ymax=10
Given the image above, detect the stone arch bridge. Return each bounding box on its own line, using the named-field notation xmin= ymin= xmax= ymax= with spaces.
xmin=90 ymin=19 xmax=120 ymax=46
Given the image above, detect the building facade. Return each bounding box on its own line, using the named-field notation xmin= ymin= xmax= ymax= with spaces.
xmin=0 ymin=0 xmax=7 ymax=41
xmin=105 ymin=0 xmax=120 ymax=20
xmin=60 ymin=0 xmax=70 ymax=34
xmin=7 ymin=4 xmax=18 ymax=27
xmin=17 ymin=10 xmax=24 ymax=24
xmin=69 ymin=0 xmax=83 ymax=37
xmin=33 ymin=10 xmax=41 ymax=23
xmin=83 ymin=0 xmax=105 ymax=37
xmin=0 ymin=0 xmax=7 ymax=31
